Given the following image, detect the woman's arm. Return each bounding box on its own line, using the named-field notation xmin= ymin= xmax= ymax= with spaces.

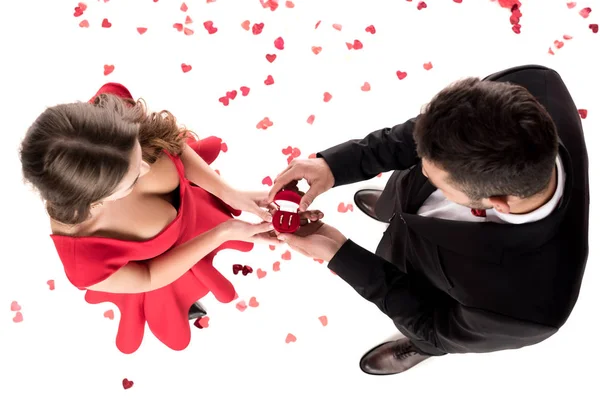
xmin=86 ymin=223 xmax=229 ymax=294
xmin=180 ymin=143 xmax=234 ymax=200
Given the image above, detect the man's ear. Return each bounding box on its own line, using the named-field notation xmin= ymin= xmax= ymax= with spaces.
xmin=488 ymin=196 xmax=511 ymax=214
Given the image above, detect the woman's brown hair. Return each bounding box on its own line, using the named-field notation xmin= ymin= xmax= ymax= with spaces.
xmin=20 ymin=94 xmax=194 ymax=226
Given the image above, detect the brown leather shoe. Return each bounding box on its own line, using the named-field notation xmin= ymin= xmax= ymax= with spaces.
xmin=359 ymin=338 xmax=431 ymax=375
xmin=354 ymin=189 xmax=386 ymax=222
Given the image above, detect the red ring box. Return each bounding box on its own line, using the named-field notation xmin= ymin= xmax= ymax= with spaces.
xmin=272 ymin=190 xmax=302 ymax=233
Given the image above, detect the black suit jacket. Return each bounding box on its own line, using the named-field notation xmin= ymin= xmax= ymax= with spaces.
xmin=317 ymin=65 xmax=590 ymax=356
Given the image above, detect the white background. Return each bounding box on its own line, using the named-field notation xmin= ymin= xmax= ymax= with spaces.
xmin=0 ymin=0 xmax=598 ymax=399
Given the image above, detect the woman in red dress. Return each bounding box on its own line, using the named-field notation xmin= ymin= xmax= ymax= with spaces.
xmin=19 ymin=83 xmax=317 ymax=354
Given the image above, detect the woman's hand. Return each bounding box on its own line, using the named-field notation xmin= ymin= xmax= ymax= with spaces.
xmin=222 ymin=189 xmax=273 ymax=222
xmin=219 ymin=219 xmax=275 ymax=242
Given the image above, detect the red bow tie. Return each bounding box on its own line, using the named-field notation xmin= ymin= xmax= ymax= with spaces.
xmin=233 ymin=264 xmax=253 ymax=276
xmin=471 ymin=208 xmax=487 ymax=218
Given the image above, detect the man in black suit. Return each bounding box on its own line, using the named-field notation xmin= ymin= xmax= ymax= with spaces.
xmin=267 ymin=65 xmax=590 ymax=375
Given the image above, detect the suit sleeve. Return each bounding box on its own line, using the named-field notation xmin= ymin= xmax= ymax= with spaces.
xmin=329 ymin=240 xmax=558 ymax=355
xmin=316 ymin=118 xmax=419 ymax=187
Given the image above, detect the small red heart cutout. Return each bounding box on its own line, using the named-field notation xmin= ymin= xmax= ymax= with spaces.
xmin=578 ymin=109 xmax=587 ymax=119
xmin=79 ymin=20 xmax=89 ymax=28
xmin=240 ymin=86 xmax=250 ymax=96
xmin=365 ymin=25 xmax=376 ymax=34
xmin=218 ymin=96 xmax=229 ymax=106
xmin=252 ymin=22 xmax=264 ymax=35
xmin=282 ymin=146 xmax=293 ymax=154
xmin=226 ymin=90 xmax=237 ymax=99
xmin=257 ymin=269 xmax=267 ymax=279
xmin=194 ymin=316 xmax=210 ymax=328
xmin=312 ymin=46 xmax=322 ymax=55
xmin=353 ymin=39 xmax=363 ymax=50
xmin=220 ymin=142 xmax=228 ymax=152
xmin=269 ymin=245 xmax=276 ymax=251
xmin=11 ymin=301 xmax=21 ymax=311
xmin=103 ymin=65 xmax=115 ymax=76
xmin=204 ymin=21 xmax=218 ymax=34
xmin=264 ymin=75 xmax=275 ymax=85
xmin=13 ymin=312 xmax=23 ymax=323
xmin=315 ymin=20 xmax=321 ymax=29
xmin=423 ymin=62 xmax=433 ymax=70
xmin=185 ymin=16 xmax=193 ymax=24
xmin=249 ymin=297 xmax=259 ymax=307
xmin=332 ymin=23 xmax=342 ymax=31
xmin=318 ymin=316 xmax=328 ymax=326
xmin=274 ymin=37 xmax=284 ymax=50
xmin=137 ymin=27 xmax=147 ymax=34
xmin=417 ymin=1 xmax=427 ymax=10
xmin=590 ymin=24 xmax=598 ymax=33
xmin=104 ymin=310 xmax=115 ymax=320
xmin=181 ymin=63 xmax=192 ymax=73
xmin=566 ymin=2 xmax=576 ymax=8
xmin=396 ymin=71 xmax=407 ymax=80
xmin=47 ymin=280 xmax=55 ymax=290
xmin=236 ymin=300 xmax=248 ymax=311
xmin=361 ymin=82 xmax=371 ymax=91
xmin=285 ymin=333 xmax=297 ymax=343
xmin=307 ymin=115 xmax=315 ymax=125
xmin=554 ymin=40 xmax=564 ymax=49
xmin=266 ymin=54 xmax=277 ymax=63
xmin=181 ymin=2 xmax=188 ymax=12
xmin=122 ymin=379 xmax=134 ymax=390
xmin=579 ymin=7 xmax=591 ymax=18
xmin=101 ymin=18 xmax=112 ymax=28
xmin=285 ymin=1 xmax=295 ymax=7
xmin=173 ymin=23 xmax=183 ymax=32
xmin=281 ymin=250 xmax=291 ymax=261
xmin=241 ymin=20 xmax=250 ymax=31
xmin=323 ymin=92 xmax=332 ymax=102
xmin=273 ymin=261 xmax=281 ymax=271
xmin=262 ymin=176 xmax=273 ymax=186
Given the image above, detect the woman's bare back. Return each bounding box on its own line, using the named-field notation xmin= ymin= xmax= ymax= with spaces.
xmin=50 ymin=153 xmax=181 ymax=241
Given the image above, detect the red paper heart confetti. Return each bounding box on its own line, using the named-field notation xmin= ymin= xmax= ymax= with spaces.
xmin=103 ymin=65 xmax=115 ymax=76
xmin=423 ymin=62 xmax=433 ymax=70
xmin=173 ymin=23 xmax=183 ymax=32
xmin=323 ymin=92 xmax=332 ymax=102
xmin=554 ymin=40 xmax=565 ymax=49
xmin=590 ymin=23 xmax=598 ymax=33
xmin=226 ymin=90 xmax=237 ymax=99
xmin=273 ymin=261 xmax=281 ymax=271
xmin=396 ymin=70 xmax=407 ymax=80
xmin=10 ymin=301 xmax=21 ymax=311
xmin=194 ymin=316 xmax=210 ymax=329
xmin=579 ymin=7 xmax=592 ymax=18
xmin=122 ymin=379 xmax=134 ymax=390
xmin=184 ymin=27 xmax=194 ymax=35
xmin=240 ymin=86 xmax=250 ymax=96
xmin=281 ymin=250 xmax=292 ymax=260
xmin=286 ymin=1 xmax=295 ymax=7
xmin=318 ymin=316 xmax=328 ymax=326
xmin=241 ymin=20 xmax=250 ymax=30
xmin=252 ymin=22 xmax=265 ymax=35
xmin=236 ymin=300 xmax=248 ymax=312
xmin=352 ymin=39 xmax=363 ymax=50
xmin=269 ymin=245 xmax=276 ymax=251
xmin=256 ymin=117 xmax=273 ymax=130
xmin=274 ymin=37 xmax=285 ymax=50
xmin=266 ymin=54 xmax=277 ymax=63
xmin=185 ymin=16 xmax=193 ymax=24
xmin=312 ymin=46 xmax=322 ymax=55
xmin=204 ymin=21 xmax=218 ymax=34
xmin=262 ymin=176 xmax=273 ymax=186
xmin=264 ymin=75 xmax=275 ymax=85
xmin=337 ymin=203 xmax=354 ymax=213
xmin=315 ymin=20 xmax=321 ymax=29
xmin=566 ymin=2 xmax=576 ymax=8
xmin=219 ymin=96 xmax=229 ymax=106
xmin=578 ymin=109 xmax=587 ymax=119
xmin=249 ymin=297 xmax=259 ymax=307
xmin=361 ymin=82 xmax=371 ymax=91
xmin=137 ymin=27 xmax=147 ymax=34
xmin=563 ymin=34 xmax=573 ymax=40
xmin=104 ymin=310 xmax=115 ymax=320
xmin=220 ymin=142 xmax=228 ymax=152
xmin=257 ymin=269 xmax=267 ymax=279
xmin=180 ymin=2 xmax=188 ymax=11
xmin=417 ymin=1 xmax=427 ymax=10
xmin=548 ymin=47 xmax=555 ymax=55
xmin=102 ymin=18 xmax=112 ymax=28
xmin=365 ymin=25 xmax=376 ymax=34
xmin=79 ymin=20 xmax=89 ymax=28
xmin=13 ymin=312 xmax=23 ymax=323
xmin=308 ymin=153 xmax=316 ymax=158
xmin=181 ymin=63 xmax=192 ymax=73
xmin=47 ymin=280 xmax=55 ymax=290
xmin=307 ymin=115 xmax=315 ymax=125
xmin=332 ymin=23 xmax=342 ymax=31
xmin=285 ymin=333 xmax=297 ymax=343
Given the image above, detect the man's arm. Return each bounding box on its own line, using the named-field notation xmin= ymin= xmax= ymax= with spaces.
xmin=329 ymin=240 xmax=557 ymax=355
xmin=316 ymin=118 xmax=419 ymax=187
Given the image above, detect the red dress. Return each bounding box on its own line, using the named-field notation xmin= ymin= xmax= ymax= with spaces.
xmin=50 ymin=83 xmax=253 ymax=354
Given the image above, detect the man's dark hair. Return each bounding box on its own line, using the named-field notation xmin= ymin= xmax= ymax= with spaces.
xmin=413 ymin=78 xmax=559 ymax=200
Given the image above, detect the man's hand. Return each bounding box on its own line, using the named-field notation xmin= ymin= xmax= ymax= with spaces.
xmin=267 ymin=158 xmax=335 ymax=211
xmin=276 ymin=221 xmax=347 ymax=262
